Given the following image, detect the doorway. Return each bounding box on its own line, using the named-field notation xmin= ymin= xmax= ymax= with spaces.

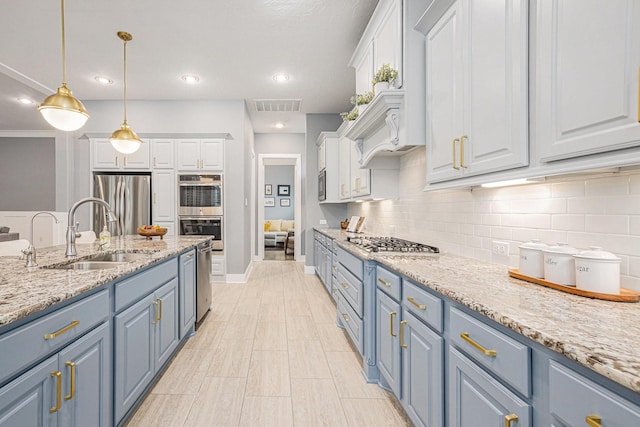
xmin=257 ymin=154 xmax=301 ymax=261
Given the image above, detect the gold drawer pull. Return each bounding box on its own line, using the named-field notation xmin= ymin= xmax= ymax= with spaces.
xmin=460 ymin=332 xmax=497 ymax=357
xmin=44 ymin=320 xmax=80 ymax=340
xmin=390 ymin=311 xmax=397 ymax=337
xmin=341 ymin=312 xmax=349 ymax=323
xmin=460 ymin=135 xmax=468 ymax=168
xmin=504 ymin=413 xmax=518 ymax=427
xmin=341 ymin=282 xmax=349 ymax=290
xmin=157 ymin=298 xmax=163 ymax=321
xmin=586 ymin=415 xmax=602 ymax=427
xmin=50 ymin=371 xmax=62 ymax=413
xmin=400 ymin=320 xmax=407 ymax=348
xmin=407 ymin=297 xmax=426 ymax=310
xmin=64 ymin=361 xmax=76 ymax=401
xmin=152 ymin=300 xmax=159 ymax=324
xmin=452 ymin=138 xmax=460 ymax=170
xmin=378 ymin=278 xmax=391 ymax=287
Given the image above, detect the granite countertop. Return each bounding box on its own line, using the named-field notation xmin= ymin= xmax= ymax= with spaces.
xmin=314 ymin=228 xmax=640 ymax=394
xmin=0 ymin=235 xmax=210 ymax=329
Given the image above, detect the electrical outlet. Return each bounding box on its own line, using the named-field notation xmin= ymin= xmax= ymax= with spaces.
xmin=319 ymin=219 xmax=327 ymax=225
xmin=492 ymin=241 xmax=510 ymax=256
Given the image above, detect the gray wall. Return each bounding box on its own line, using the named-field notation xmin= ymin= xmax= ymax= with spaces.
xmin=304 ymin=114 xmax=347 ymax=267
xmin=0 ymin=137 xmax=56 ymax=210
xmin=265 ymin=165 xmax=294 ymax=220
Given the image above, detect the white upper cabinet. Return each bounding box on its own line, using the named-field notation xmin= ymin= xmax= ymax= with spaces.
xmin=92 ymin=138 xmax=150 ymax=170
xmin=176 ymin=139 xmax=224 ymax=171
xmin=535 ymin=0 xmax=640 ymax=162
xmin=152 ymin=170 xmax=176 ymax=223
xmin=151 ymin=139 xmax=174 ymax=169
xmin=420 ymin=0 xmax=529 ymax=184
xmin=339 ymin=134 xmax=352 ymax=200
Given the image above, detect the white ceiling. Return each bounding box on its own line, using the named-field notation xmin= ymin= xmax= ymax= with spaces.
xmin=0 ymin=0 xmax=378 ymax=134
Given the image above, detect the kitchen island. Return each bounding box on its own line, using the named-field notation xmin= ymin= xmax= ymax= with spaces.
xmin=315 ymin=228 xmax=640 ymax=426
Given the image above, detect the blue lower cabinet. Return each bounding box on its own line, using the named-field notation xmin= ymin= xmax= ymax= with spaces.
xmin=402 ymin=310 xmax=443 ymax=427
xmin=448 ymin=346 xmax=531 ymax=427
xmin=179 ymin=250 xmax=196 ymax=339
xmin=155 ymin=278 xmax=180 ymax=368
xmin=376 ymin=289 xmax=401 ymax=397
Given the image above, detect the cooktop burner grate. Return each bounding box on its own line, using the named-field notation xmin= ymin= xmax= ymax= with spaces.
xmin=349 ymin=236 xmax=439 ymax=253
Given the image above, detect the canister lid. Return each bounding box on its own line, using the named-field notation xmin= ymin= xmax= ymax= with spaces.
xmin=519 ymin=239 xmax=548 ymax=250
xmin=574 ymin=246 xmax=621 ymax=262
xmin=544 ymin=242 xmax=579 ymax=255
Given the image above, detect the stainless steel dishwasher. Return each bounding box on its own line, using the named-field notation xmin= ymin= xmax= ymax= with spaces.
xmin=196 ymin=239 xmax=212 ymax=324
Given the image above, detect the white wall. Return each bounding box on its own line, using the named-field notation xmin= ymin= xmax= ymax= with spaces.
xmin=348 ymin=149 xmax=640 ymax=291
xmin=265 ymin=165 xmax=295 ymax=220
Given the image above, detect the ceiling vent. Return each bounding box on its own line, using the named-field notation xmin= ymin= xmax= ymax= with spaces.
xmin=254 ymin=99 xmax=302 ymax=112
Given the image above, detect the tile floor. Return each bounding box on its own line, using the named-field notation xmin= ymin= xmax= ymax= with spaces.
xmin=126 ymin=261 xmax=410 ymax=427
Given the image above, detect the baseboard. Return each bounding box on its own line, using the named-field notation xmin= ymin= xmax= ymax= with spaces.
xmin=304 ymin=265 xmax=316 ymax=275
xmin=224 ymin=261 xmax=254 ymax=284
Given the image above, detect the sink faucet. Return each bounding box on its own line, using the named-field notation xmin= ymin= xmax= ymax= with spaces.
xmin=23 ymin=211 xmax=60 ymax=267
xmin=66 ymin=197 xmax=118 ymax=258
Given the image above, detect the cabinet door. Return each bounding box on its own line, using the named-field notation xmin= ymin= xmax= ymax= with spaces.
xmin=92 ymin=139 xmax=120 ymax=170
xmin=536 ymin=0 xmax=640 ymax=162
xmin=354 ymin=40 xmax=374 ymax=95
xmin=339 ymin=137 xmax=352 ymax=200
xmin=376 ymin=290 xmax=401 ymax=397
xmin=155 ymin=278 xmax=180 ymax=368
xmin=176 ymin=140 xmax=201 ymax=170
xmin=179 ymin=250 xmax=197 ymax=339
xmin=403 ymin=310 xmax=443 ymax=427
xmin=0 ymin=356 xmax=57 ymax=427
xmin=201 ymin=139 xmax=224 ymax=170
xmin=151 ymin=139 xmax=174 ymax=169
xmin=373 ymin=0 xmax=402 ymax=85
xmin=318 ymin=139 xmax=326 ymax=171
xmin=114 ymin=294 xmax=156 ymax=422
xmin=58 ymin=322 xmax=111 ymax=427
xmin=448 ymin=347 xmax=530 ymax=427
xmin=152 ymin=170 xmax=176 ymax=223
xmin=350 ymin=140 xmax=371 ymax=197
xmin=425 ymin=2 xmax=464 ymax=183
xmin=122 ymin=141 xmax=150 ymax=169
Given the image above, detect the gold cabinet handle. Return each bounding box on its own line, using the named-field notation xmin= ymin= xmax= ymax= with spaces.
xmin=44 ymin=320 xmax=80 ymax=340
xmin=124 ymin=156 xmax=127 ymax=167
xmin=504 ymin=413 xmax=518 ymax=427
xmin=152 ymin=301 xmax=159 ymax=324
xmin=64 ymin=361 xmax=76 ymax=401
xmin=157 ymin=298 xmax=163 ymax=321
xmin=452 ymin=138 xmax=460 ymax=170
xmin=407 ymin=297 xmax=426 ymax=310
xmin=341 ymin=312 xmax=349 ymax=323
xmin=400 ymin=320 xmax=407 ymax=348
xmin=153 ymin=192 xmax=157 ymax=204
xmin=50 ymin=371 xmax=62 ymax=413
xmin=460 ymin=135 xmax=468 ymax=168
xmin=586 ymin=415 xmax=602 ymax=427
xmin=460 ymin=332 xmax=497 ymax=357
xmin=153 ymin=156 xmax=157 ymax=167
xmin=390 ymin=311 xmax=397 ymax=337
xmin=341 ymin=282 xmax=349 ymax=290
xmin=378 ymin=278 xmax=391 ymax=287
xmin=115 ymin=155 xmax=119 ymax=167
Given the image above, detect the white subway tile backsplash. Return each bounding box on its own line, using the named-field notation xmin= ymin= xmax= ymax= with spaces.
xmin=474 ymin=225 xmax=491 ymax=237
xmin=585 ymin=176 xmax=629 ymax=196
xmin=501 ymin=214 xmax=551 ymax=229
xmin=631 ymin=217 xmax=640 ymax=235
xmin=630 ymin=174 xmax=640 ymax=194
xmin=585 ymin=215 xmax=629 ymax=235
xmin=490 ymin=201 xmax=511 ymax=214
xmin=551 ymin=215 xmax=585 ymax=232
xmin=482 ymin=214 xmax=501 ymax=226
xmin=490 ymin=227 xmax=512 ymax=240
xmin=603 ymin=196 xmax=640 ymax=215
xmin=511 ymin=198 xmax=566 ymax=214
xmin=551 ymin=181 xmax=585 ymax=198
xmin=567 ymin=197 xmax=607 ymax=214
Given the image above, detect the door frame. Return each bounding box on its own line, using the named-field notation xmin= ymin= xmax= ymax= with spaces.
xmin=257 ymin=154 xmax=301 ymax=261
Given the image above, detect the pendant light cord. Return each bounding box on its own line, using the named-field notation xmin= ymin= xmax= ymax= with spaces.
xmin=123 ymin=37 xmax=128 ymax=124
xmin=60 ymin=0 xmax=67 ymax=86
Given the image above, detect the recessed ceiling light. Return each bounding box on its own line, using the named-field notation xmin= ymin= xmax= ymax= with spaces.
xmin=181 ymin=75 xmax=200 ymax=84
xmin=273 ymin=73 xmax=289 ymax=82
xmin=17 ymin=97 xmax=34 ymax=105
xmin=274 ymin=122 xmax=285 ymax=129
xmin=95 ymin=76 xmax=113 ymax=85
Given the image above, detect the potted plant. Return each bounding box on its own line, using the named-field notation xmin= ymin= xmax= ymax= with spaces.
xmin=340 ymin=108 xmax=359 ymax=122
xmin=372 ymin=63 xmax=398 ymax=94
xmin=350 ymin=91 xmax=374 ymax=115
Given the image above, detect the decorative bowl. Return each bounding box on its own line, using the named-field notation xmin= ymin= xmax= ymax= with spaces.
xmin=137 ymin=227 xmax=168 ymax=240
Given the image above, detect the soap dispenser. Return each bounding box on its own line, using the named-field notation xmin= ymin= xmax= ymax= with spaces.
xmin=99 ymin=226 xmax=111 ymax=249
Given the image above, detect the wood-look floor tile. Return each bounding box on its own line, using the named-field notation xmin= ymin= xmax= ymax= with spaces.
xmin=254 ymin=321 xmax=287 ymax=350
xmin=211 ymin=284 xmax=245 ymax=305
xmin=239 ymin=396 xmax=293 ymax=427
xmin=246 ymin=350 xmax=291 ymax=397
xmin=291 ymin=378 xmax=349 ymax=427
xmin=183 ymin=320 xmax=226 ymax=350
xmin=285 ymin=298 xmax=310 ymax=316
xmin=184 ymin=377 xmax=246 ymax=427
xmin=325 ymin=352 xmax=386 ymax=399
xmin=288 ymin=340 xmax=332 ymax=379
xmin=208 ymin=303 xmax=235 ymax=322
xmin=151 ymin=349 xmax=211 ymax=395
xmin=125 ymin=393 xmax=194 ymax=427
xmin=206 ymin=339 xmax=253 ymax=377
xmin=307 ymin=297 xmax=338 ymax=324
xmin=341 ymin=398 xmax=411 ymax=427
xmin=286 ymin=315 xmax=319 ymax=340
xmin=258 ymin=302 xmax=286 ymax=323
xmin=316 ymin=323 xmax=354 ymax=352
xmin=222 ymin=313 xmax=257 ymax=340
xmin=234 ymin=296 xmax=262 ymax=316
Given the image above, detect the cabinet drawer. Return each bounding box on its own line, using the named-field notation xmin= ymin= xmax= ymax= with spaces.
xmin=337 ymin=247 xmax=364 ymax=281
xmin=337 ymin=292 xmax=363 ymax=354
xmin=402 ymin=280 xmax=443 ymax=333
xmin=115 ymin=258 xmax=177 ymax=312
xmin=450 ymin=307 xmax=531 ymax=397
xmin=376 ymin=265 xmax=401 ymax=301
xmin=549 ymin=360 xmax=640 ymax=426
xmin=336 ymin=265 xmax=363 ymax=317
xmin=0 ymin=289 xmax=109 ymax=385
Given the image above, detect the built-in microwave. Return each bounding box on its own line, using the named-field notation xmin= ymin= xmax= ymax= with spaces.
xmin=318 ymin=169 xmax=326 ymax=201
xmin=178 ymin=174 xmax=223 ymax=216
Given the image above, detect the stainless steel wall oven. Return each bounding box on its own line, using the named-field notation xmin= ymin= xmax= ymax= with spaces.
xmin=178 ymin=174 xmax=222 ymax=216
xmin=179 ymin=216 xmax=223 ymax=251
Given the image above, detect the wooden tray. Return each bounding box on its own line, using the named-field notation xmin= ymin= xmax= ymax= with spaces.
xmin=508 ymin=269 xmax=639 ymax=303
xmin=137 ymin=228 xmax=168 ymax=240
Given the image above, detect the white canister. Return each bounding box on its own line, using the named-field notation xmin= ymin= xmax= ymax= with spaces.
xmin=574 ymin=246 xmax=621 ymax=294
xmin=518 ymin=239 xmax=548 ymax=278
xmin=543 ymin=243 xmax=579 ymax=286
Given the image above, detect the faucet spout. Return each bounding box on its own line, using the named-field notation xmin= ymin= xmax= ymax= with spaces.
xmin=66 ymin=197 xmax=118 ymax=258
xmin=24 ymin=211 xmax=60 ymax=267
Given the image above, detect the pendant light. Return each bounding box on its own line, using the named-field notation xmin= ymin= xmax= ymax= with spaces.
xmin=110 ymin=31 xmax=142 ymax=154
xmin=38 ymin=0 xmax=90 ymax=131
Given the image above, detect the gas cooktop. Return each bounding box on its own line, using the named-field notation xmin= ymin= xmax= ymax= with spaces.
xmin=348 ymin=236 xmax=440 ymax=254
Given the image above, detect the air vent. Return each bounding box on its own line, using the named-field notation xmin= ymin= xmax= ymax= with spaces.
xmin=254 ymin=99 xmax=302 ymax=112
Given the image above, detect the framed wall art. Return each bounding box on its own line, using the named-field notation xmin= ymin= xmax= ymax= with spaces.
xmin=280 ymin=198 xmax=290 ymax=207
xmin=277 ymin=185 xmax=290 ymax=196
xmin=265 ymin=184 xmax=272 ymax=195
xmin=264 ymin=197 xmax=275 ymax=207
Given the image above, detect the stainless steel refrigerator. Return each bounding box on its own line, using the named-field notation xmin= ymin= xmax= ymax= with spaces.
xmin=93 ymin=172 xmax=151 ymax=235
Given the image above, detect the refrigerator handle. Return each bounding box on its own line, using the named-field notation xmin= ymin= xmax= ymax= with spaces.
xmin=119 ymin=177 xmax=126 ymax=236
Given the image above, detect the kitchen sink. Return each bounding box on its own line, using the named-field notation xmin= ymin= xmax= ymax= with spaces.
xmin=53 ymin=261 xmax=129 ymax=270
xmin=86 ymin=252 xmax=151 ymax=263
xmin=44 ymin=251 xmax=152 ymax=270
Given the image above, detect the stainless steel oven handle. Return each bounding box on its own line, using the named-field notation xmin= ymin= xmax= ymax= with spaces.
xmin=179 ymin=216 xmax=222 ymax=221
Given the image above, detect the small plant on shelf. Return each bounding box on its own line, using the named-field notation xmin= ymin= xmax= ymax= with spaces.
xmin=372 ymin=64 xmax=398 ymax=93
xmin=349 ymin=91 xmax=374 ymax=106
xmin=340 ymin=108 xmax=359 ymax=122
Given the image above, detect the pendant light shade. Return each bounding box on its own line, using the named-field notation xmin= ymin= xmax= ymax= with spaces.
xmin=110 ymin=31 xmax=142 ymax=154
xmin=38 ymin=0 xmax=90 ymax=131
